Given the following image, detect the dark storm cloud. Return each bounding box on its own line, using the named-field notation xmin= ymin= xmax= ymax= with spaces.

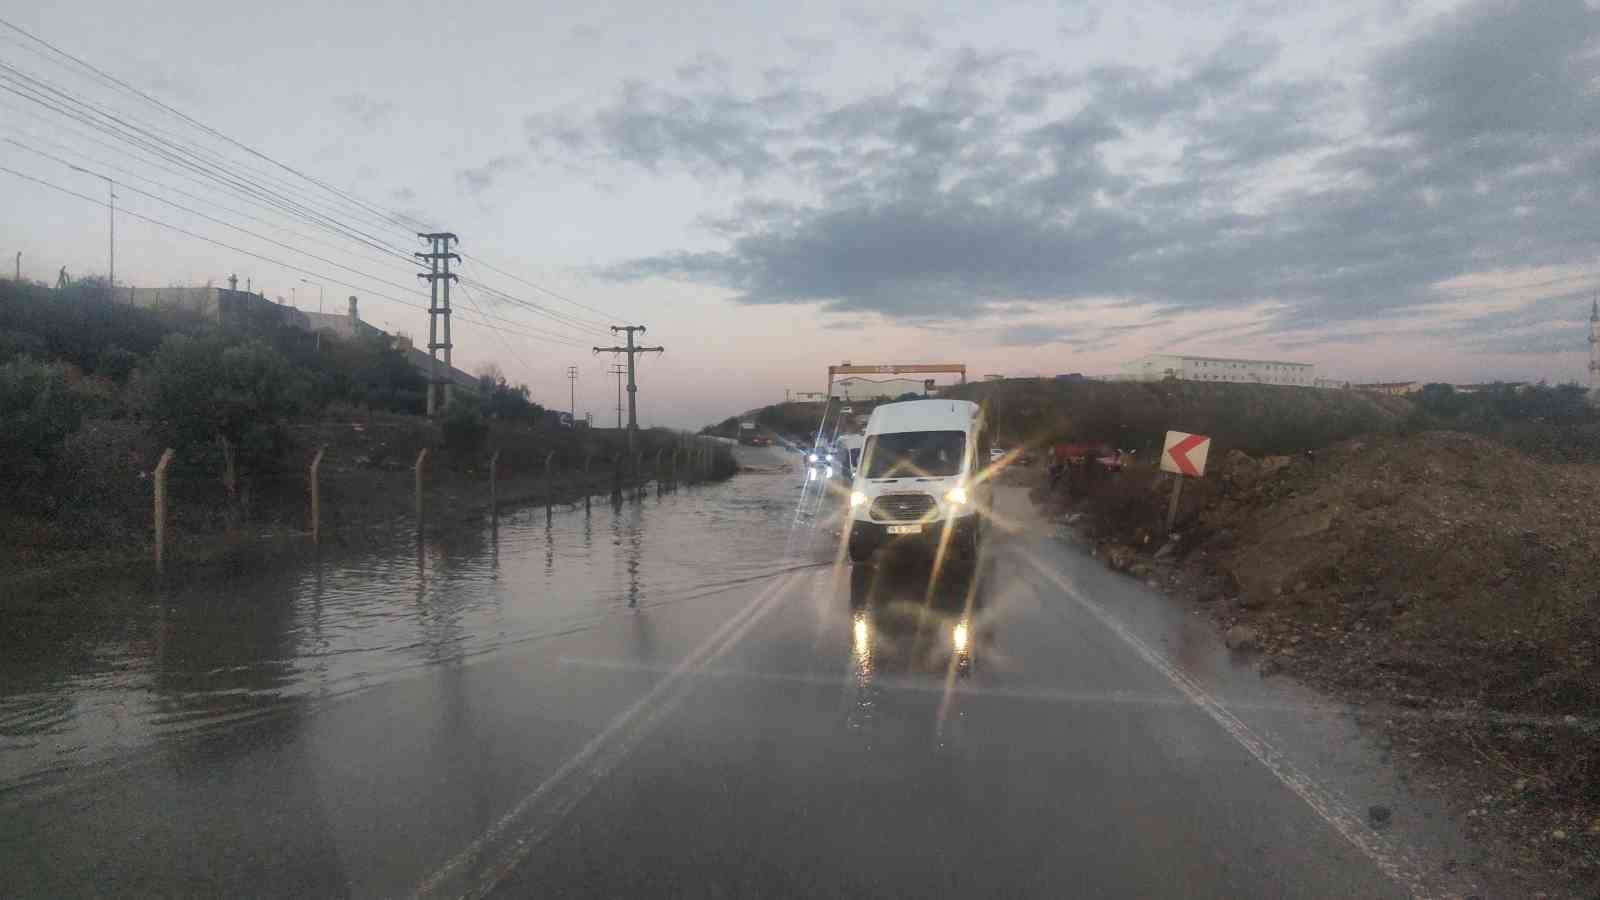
xmin=526 ymin=80 xmax=823 ymax=180
xmin=562 ymin=2 xmax=1600 ymax=336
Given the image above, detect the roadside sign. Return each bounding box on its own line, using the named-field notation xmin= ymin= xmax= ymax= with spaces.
xmin=1160 ymin=431 xmax=1210 ymax=478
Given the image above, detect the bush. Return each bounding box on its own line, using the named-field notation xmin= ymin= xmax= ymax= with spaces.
xmin=442 ymin=393 xmax=488 ymax=453
xmin=147 ymin=334 xmax=308 ymax=471
xmin=95 ymin=345 xmax=139 ymax=384
xmin=0 ymin=356 xmax=82 ymax=478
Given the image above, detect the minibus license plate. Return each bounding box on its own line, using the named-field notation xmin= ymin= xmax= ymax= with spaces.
xmin=887 ymin=525 xmax=921 ymax=535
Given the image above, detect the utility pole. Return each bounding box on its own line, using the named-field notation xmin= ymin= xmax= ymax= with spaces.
xmin=566 ymin=365 xmax=579 ymax=422
xmin=416 ymin=232 xmax=459 ymax=416
xmin=608 ymin=363 xmax=626 ymax=429
xmin=14 ymin=251 xmax=19 ymax=282
xmin=300 ymin=278 xmax=324 ymax=314
xmin=593 ymin=326 xmax=663 ymax=453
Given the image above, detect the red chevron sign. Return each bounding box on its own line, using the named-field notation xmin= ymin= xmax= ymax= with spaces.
xmin=1160 ymin=431 xmax=1211 ymax=478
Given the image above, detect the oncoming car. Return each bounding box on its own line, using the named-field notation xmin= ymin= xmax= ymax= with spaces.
xmin=846 ymin=400 xmax=992 ymax=564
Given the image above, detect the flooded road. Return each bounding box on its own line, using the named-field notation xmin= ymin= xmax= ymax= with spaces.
xmin=3 ymin=445 xmax=1484 ymax=897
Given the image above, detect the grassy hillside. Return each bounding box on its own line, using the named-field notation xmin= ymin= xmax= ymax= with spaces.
xmin=707 ymin=379 xmax=1415 ymax=457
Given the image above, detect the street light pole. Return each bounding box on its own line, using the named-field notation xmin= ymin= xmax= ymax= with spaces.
xmin=300 ymin=278 xmax=324 ymax=314
xmin=69 ymin=165 xmax=113 ymax=285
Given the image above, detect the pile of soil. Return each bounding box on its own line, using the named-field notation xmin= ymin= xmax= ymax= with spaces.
xmin=1062 ymin=431 xmax=1600 ymax=895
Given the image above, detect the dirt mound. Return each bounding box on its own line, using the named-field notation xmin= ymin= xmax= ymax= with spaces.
xmin=1197 ymin=432 xmax=1600 ymax=715
xmin=1062 ymin=431 xmax=1600 ymax=893
xmin=1198 ymin=434 xmax=1600 ymax=892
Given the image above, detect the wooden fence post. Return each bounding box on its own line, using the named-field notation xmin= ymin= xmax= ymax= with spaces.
xmin=612 ymin=455 xmax=623 ymax=505
xmin=309 ymin=447 xmax=325 ymax=544
xmin=584 ymin=450 xmax=595 ymax=514
xmin=655 ymin=448 xmax=665 ymax=496
xmin=545 ymin=450 xmax=555 ymax=525
xmin=489 ymin=449 xmax=500 ymax=514
xmin=1165 ymin=473 xmax=1184 ymax=535
xmin=219 ymin=435 xmax=238 ymax=529
xmin=670 ymin=448 xmax=679 ymax=491
xmin=634 ymin=452 xmax=644 ymax=499
xmin=153 ymin=448 xmax=175 ymax=572
xmin=415 ymin=448 xmax=428 ymax=535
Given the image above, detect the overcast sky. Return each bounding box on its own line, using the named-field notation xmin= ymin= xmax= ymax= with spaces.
xmin=3 ymin=0 xmax=1598 ymax=426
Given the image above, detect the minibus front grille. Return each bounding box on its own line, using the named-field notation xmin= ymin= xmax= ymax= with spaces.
xmin=869 ymin=493 xmax=937 ymax=522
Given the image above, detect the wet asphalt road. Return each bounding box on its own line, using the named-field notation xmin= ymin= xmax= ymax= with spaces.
xmin=3 ymin=444 xmax=1479 ymax=897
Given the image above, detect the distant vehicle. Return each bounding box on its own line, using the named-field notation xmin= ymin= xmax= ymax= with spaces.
xmin=846 ymin=399 xmax=992 ymax=565
xmin=989 ymin=447 xmax=1006 ymax=463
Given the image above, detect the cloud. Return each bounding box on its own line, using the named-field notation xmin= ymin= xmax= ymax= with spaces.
xmin=333 ymin=93 xmax=394 ymax=129
xmin=456 ymin=154 xmax=527 ymax=195
xmin=553 ymin=2 xmax=1600 ymax=342
xmin=525 ymin=80 xmax=823 ymax=180
xmin=674 ymin=51 xmax=730 ymax=83
xmin=782 ymin=35 xmax=834 ymax=57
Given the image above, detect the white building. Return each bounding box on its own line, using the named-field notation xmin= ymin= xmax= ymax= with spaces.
xmin=1121 ymin=354 xmax=1317 ymax=386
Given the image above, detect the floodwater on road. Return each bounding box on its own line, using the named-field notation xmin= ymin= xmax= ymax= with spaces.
xmin=1 ymin=444 xmax=1494 ymax=898
xmin=0 ymin=447 xmax=829 ymax=794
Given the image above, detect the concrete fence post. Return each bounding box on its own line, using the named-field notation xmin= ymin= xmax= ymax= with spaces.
xmin=415 ymin=448 xmax=428 ymax=535
xmin=655 ymin=448 xmax=665 ymax=496
xmin=309 ymin=447 xmax=325 ymax=544
xmin=545 ymin=450 xmax=556 ymax=525
xmin=670 ymin=448 xmax=679 ymax=490
xmin=611 ymin=455 xmax=623 ymax=506
xmin=153 ymin=448 xmax=175 ymax=572
xmin=634 ymin=451 xmax=644 ymax=499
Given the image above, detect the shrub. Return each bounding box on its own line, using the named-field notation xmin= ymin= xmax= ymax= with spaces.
xmin=95 ymin=345 xmax=139 ymax=384
xmin=442 ymin=393 xmax=488 ymax=453
xmin=0 ymin=356 xmax=82 ymax=478
xmin=147 ymin=334 xmax=308 ymax=471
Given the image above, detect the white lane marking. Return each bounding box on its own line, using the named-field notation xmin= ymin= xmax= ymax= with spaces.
xmin=409 ymin=567 xmax=811 ymax=900
xmin=1018 ymin=552 xmax=1442 ymax=900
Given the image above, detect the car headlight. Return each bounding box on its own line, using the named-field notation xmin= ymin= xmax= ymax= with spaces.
xmin=825 ymin=466 xmax=834 ymax=478
xmin=808 ymin=453 xmax=818 ymax=463
xmin=945 ymin=486 xmax=968 ymax=505
xmin=849 ymin=490 xmax=866 ymax=508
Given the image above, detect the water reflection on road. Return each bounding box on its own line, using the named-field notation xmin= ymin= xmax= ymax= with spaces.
xmin=0 ymin=456 xmax=828 ymax=793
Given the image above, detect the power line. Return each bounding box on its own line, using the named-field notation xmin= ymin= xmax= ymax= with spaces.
xmin=457 ymin=269 xmax=610 ymax=337
xmin=459 ymin=252 xmax=619 ymax=323
xmin=0 ymin=163 xmax=587 ymax=349
xmin=6 ymin=136 xmax=432 ymax=298
xmin=0 ymin=63 xmax=422 ymax=267
xmin=0 ymin=15 xmax=424 ymax=236
xmin=1 ymin=25 xmax=627 ymax=333
xmin=0 ymin=21 xmax=631 ymax=350
xmin=1 ymin=128 xmax=421 ymax=277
